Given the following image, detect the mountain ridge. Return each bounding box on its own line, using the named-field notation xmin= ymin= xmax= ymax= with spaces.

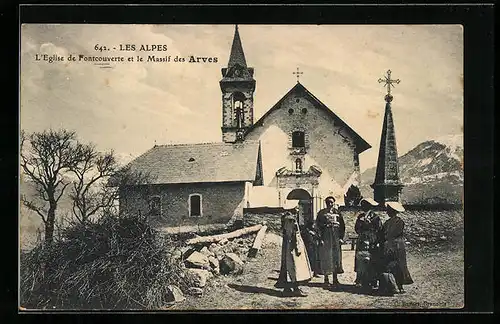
xmin=360 ymin=134 xmax=463 ymax=205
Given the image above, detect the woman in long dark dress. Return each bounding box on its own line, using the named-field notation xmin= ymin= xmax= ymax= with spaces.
xmin=354 ymin=198 xmax=382 ymax=290
xmin=316 ymin=196 xmax=345 ymax=288
xmin=380 ymin=201 xmax=414 ymax=294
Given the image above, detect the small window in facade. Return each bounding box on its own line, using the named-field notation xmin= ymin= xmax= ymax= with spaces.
xmin=302 ymin=108 xmax=308 ymax=114
xmin=150 ymin=196 xmax=161 ymax=217
xmin=189 ymin=194 xmax=202 ymax=217
xmin=295 ymin=158 xmax=303 ymax=172
xmin=288 ymin=108 xmax=294 ymax=114
xmin=292 ymin=131 xmax=305 ymax=148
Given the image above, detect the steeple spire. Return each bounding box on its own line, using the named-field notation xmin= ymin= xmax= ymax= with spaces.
xmin=371 ymin=70 xmax=404 ymax=204
xmin=228 ymin=24 xmax=247 ymax=68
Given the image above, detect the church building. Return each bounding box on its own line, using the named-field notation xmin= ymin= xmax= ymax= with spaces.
xmin=119 ymin=25 xmax=372 ymax=226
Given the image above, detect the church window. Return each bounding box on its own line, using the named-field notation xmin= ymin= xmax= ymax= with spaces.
xmin=149 ymin=196 xmax=161 ymax=217
xmin=189 ymin=193 xmax=202 ymax=217
xmin=295 ymin=158 xmax=303 ymax=172
xmin=288 ymin=108 xmax=294 ymax=114
xmin=232 ymin=92 xmax=246 ymax=127
xmin=292 ymin=131 xmax=305 ymax=148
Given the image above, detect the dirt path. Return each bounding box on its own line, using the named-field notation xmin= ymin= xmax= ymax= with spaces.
xmin=172 ymin=233 xmax=464 ymax=310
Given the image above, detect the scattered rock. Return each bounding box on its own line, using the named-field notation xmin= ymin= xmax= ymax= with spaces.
xmin=220 ymin=238 xmax=229 ymax=245
xmin=166 ymin=285 xmax=185 ymax=303
xmin=220 ymin=252 xmax=244 ymax=275
xmin=418 ymin=237 xmax=427 ymax=242
xmin=237 ymin=248 xmax=248 ymax=262
xmin=215 ymin=250 xmax=226 ymax=261
xmin=440 ymin=235 xmax=447 ymax=240
xmin=199 ymin=246 xmax=215 ymax=257
xmin=187 ymin=287 xmax=203 ymax=297
xmin=208 ymin=243 xmax=218 ymax=252
xmin=185 ymin=251 xmax=210 ymax=269
xmin=181 ymin=246 xmax=196 ymax=260
xmin=208 ymin=256 xmax=220 ymax=274
xmin=186 ymin=268 xmax=211 ymax=288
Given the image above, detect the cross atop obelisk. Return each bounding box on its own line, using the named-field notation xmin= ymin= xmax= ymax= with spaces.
xmin=378 ymin=69 xmax=400 ymax=103
xmin=372 ymin=69 xmax=404 ymax=205
xmin=293 ymin=67 xmax=303 ymax=83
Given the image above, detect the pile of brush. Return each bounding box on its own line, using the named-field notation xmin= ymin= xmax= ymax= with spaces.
xmin=20 ymin=213 xmax=192 ymax=310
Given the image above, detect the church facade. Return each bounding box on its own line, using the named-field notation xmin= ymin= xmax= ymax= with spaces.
xmin=220 ymin=25 xmax=371 ymax=218
xmin=119 ymin=25 xmax=372 ymax=226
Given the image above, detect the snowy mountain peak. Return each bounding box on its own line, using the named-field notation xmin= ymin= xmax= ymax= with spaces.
xmin=434 ymin=134 xmax=463 ymax=152
xmin=361 ymin=135 xmax=464 ymax=204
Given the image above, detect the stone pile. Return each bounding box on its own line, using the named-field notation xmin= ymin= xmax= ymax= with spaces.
xmin=168 ymin=232 xmax=258 ymax=301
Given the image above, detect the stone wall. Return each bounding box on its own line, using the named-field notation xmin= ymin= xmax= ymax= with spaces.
xmin=243 ymin=212 xmax=285 ymax=234
xmin=120 ymin=182 xmax=246 ymax=227
xmin=244 ymin=206 xmax=464 ymax=247
xmin=339 ymin=206 xmax=464 ymax=246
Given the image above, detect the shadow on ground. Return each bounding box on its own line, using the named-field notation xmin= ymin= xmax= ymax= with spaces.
xmin=227 ymin=283 xmax=285 ymax=298
xmin=303 ymin=282 xmax=378 ymax=296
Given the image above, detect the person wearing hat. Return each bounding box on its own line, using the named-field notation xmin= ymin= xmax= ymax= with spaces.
xmin=354 ymin=198 xmax=383 ymax=290
xmin=274 ymin=211 xmax=312 ymax=297
xmin=379 ymin=201 xmax=414 ymax=294
xmin=316 ymin=196 xmax=345 ymax=289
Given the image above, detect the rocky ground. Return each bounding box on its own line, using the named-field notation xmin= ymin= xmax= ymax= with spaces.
xmin=165 ymin=230 xmax=464 ymax=310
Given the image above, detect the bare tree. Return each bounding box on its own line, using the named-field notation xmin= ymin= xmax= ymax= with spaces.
xmin=68 ymin=142 xmax=156 ymax=224
xmin=20 ymin=129 xmax=81 ymax=246
xmin=68 ymin=143 xmax=118 ymax=224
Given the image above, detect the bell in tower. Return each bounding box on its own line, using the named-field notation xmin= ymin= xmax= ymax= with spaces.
xmin=220 ymin=25 xmax=256 ymax=143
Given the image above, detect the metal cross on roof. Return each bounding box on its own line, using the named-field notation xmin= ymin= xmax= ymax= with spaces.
xmin=378 ymin=69 xmax=400 ymax=102
xmin=293 ymin=67 xmax=304 ymax=83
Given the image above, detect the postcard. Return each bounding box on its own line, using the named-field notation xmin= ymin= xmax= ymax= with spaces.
xmin=19 ymin=23 xmax=464 ymax=311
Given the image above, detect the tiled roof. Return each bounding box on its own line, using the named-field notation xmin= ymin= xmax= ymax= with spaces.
xmin=123 ymin=141 xmax=262 ymax=185
xmin=228 ymin=25 xmax=247 ymax=68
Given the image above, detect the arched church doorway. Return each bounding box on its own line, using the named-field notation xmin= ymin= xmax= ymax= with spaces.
xmin=286 ymin=189 xmax=313 ymax=227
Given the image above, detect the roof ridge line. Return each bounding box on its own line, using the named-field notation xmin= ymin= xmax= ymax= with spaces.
xmin=153 ymin=140 xmax=259 ymax=148
xmin=154 ymin=141 xmax=227 ymax=147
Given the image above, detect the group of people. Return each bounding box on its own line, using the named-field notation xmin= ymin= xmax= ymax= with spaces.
xmin=275 ymin=196 xmax=413 ymax=297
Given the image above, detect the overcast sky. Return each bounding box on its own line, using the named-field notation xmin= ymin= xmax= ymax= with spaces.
xmin=20 ymin=24 xmax=463 ymax=172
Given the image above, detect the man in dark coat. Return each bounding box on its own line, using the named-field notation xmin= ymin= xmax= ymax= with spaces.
xmin=275 ymin=211 xmax=312 ymax=297
xmin=380 ymin=201 xmax=414 ymax=294
xmin=354 ymin=198 xmax=383 ymax=290
xmin=316 ymin=196 xmax=345 ymax=288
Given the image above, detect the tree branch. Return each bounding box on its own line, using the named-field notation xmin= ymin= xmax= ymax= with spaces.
xmin=21 ymin=196 xmax=47 ymax=224
xmin=55 ymin=182 xmax=70 ymax=203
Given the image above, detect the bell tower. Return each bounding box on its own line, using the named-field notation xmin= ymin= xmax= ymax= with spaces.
xmin=220 ymin=25 xmax=256 ymax=143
